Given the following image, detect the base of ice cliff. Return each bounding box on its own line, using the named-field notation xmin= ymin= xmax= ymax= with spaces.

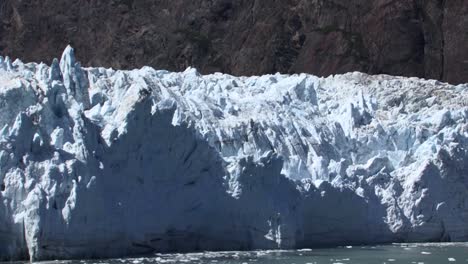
xmin=0 ymin=46 xmax=467 ymax=261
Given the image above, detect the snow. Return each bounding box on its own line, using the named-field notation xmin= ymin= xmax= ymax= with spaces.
xmin=0 ymin=46 xmax=468 ymax=260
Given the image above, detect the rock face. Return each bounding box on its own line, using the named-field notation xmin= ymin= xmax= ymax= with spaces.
xmin=0 ymin=47 xmax=468 ymax=261
xmin=0 ymin=0 xmax=467 ymax=84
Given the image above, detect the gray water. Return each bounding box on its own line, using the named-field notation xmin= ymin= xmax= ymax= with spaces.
xmin=15 ymin=243 xmax=468 ymax=264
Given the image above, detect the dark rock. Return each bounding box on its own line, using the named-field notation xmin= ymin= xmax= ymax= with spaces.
xmin=0 ymin=0 xmax=466 ymax=84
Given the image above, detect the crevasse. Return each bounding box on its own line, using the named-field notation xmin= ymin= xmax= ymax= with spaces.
xmin=0 ymin=46 xmax=467 ymax=261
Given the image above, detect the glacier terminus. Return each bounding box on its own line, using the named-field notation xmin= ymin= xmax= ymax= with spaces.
xmin=0 ymin=46 xmax=467 ymax=261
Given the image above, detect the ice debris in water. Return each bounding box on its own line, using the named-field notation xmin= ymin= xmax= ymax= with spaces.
xmin=0 ymin=46 xmax=468 ymax=261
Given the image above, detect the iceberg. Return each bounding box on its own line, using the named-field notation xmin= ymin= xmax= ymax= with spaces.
xmin=0 ymin=46 xmax=467 ymax=260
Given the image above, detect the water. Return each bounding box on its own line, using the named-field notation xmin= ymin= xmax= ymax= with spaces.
xmin=10 ymin=243 xmax=468 ymax=264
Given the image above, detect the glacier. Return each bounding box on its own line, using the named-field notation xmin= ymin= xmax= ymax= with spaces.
xmin=0 ymin=46 xmax=468 ymax=261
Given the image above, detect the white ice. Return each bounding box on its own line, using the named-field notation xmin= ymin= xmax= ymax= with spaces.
xmin=0 ymin=46 xmax=467 ymax=260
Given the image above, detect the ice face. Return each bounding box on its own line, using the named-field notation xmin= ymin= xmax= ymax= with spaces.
xmin=0 ymin=47 xmax=467 ymax=261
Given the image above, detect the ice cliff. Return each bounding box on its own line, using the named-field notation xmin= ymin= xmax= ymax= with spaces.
xmin=0 ymin=46 xmax=468 ymax=261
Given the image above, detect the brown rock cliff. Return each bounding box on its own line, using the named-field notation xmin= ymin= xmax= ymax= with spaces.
xmin=0 ymin=0 xmax=466 ymax=84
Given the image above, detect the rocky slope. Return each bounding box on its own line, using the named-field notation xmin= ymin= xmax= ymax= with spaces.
xmin=0 ymin=0 xmax=467 ymax=84
xmin=0 ymin=47 xmax=467 ymax=261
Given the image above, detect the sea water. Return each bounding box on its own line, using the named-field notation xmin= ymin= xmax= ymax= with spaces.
xmin=9 ymin=243 xmax=468 ymax=264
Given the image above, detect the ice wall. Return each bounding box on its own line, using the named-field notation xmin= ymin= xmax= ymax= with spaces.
xmin=0 ymin=47 xmax=467 ymax=260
